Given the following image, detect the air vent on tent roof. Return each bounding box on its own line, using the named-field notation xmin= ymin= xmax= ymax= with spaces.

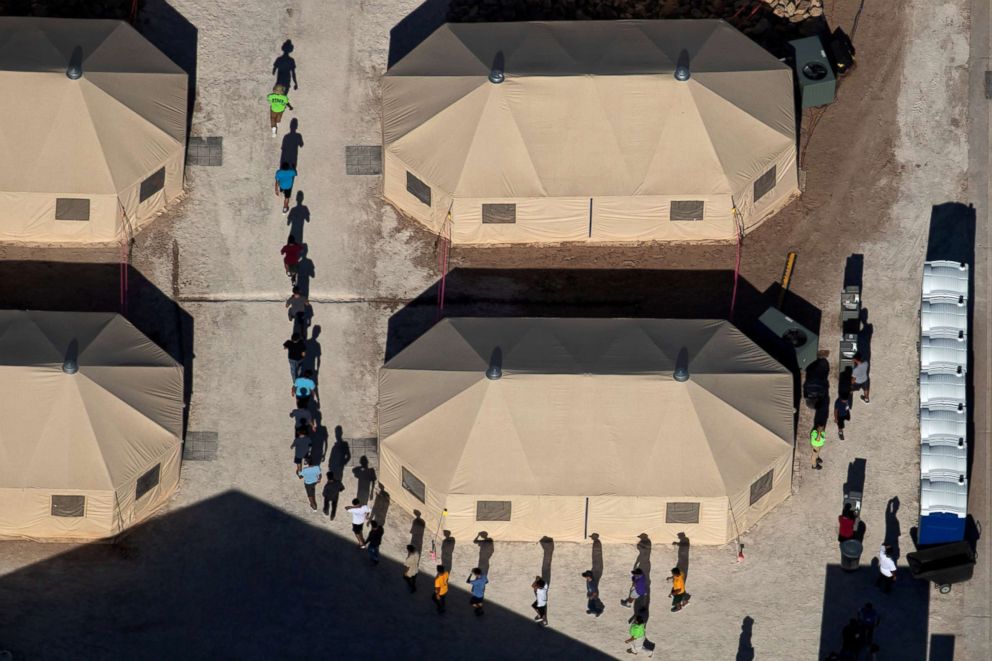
xmin=66 ymin=46 xmax=83 ymax=80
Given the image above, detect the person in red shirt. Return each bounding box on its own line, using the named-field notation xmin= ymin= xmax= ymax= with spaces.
xmin=838 ymin=503 xmax=857 ymax=542
xmin=281 ymin=235 xmax=304 ymax=282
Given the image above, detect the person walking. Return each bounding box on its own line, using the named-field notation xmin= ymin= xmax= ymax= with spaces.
xmin=283 ymin=333 xmax=306 ymax=382
xmin=322 ymin=471 xmax=345 ymax=519
xmin=810 ymin=426 xmax=825 ymax=469
xmin=290 ymin=405 xmax=316 ymax=433
xmin=285 ymin=286 xmax=308 ymax=322
xmin=876 ymin=543 xmax=896 ymax=593
xmin=619 ymin=567 xmax=647 ymax=608
xmin=858 ymin=602 xmax=880 ymax=646
xmin=290 ymin=425 xmax=311 ymax=473
xmin=668 ymin=567 xmax=691 ymax=611
xmin=293 ymin=369 xmax=316 ymax=408
xmin=345 ymin=498 xmax=371 ymax=547
xmin=267 ymin=83 xmax=293 ymax=137
xmin=466 ymin=568 xmax=489 ymax=616
xmin=297 ymin=455 xmax=320 ymax=512
xmin=851 ymin=353 xmax=871 ymax=403
xmin=838 ymin=503 xmax=857 ymax=542
xmin=625 ymin=616 xmax=652 ymax=656
xmin=433 ymin=565 xmax=449 ymax=614
xmin=582 ymin=570 xmax=604 ymax=616
xmin=531 ymin=577 xmax=549 ymax=626
xmin=366 ymin=520 xmax=384 ymax=566
xmin=274 ymin=162 xmax=298 ymax=214
xmin=834 ymin=394 xmax=851 ymax=440
xmin=281 ymin=235 xmax=304 ymax=284
xmin=403 ymin=545 xmax=420 ymax=593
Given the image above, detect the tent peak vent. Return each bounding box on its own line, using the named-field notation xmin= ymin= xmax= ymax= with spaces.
xmin=66 ymin=46 xmax=83 ymax=80
xmin=486 ymin=347 xmax=503 ymax=380
xmin=489 ymin=51 xmax=505 ymax=84
xmin=674 ymin=49 xmax=690 ymax=81
xmin=62 ymin=339 xmax=79 ymax=374
xmin=673 ymin=347 xmax=690 ymax=382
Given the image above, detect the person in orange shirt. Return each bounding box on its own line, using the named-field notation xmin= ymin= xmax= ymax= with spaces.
xmin=668 ymin=567 xmax=691 ymax=612
xmin=433 ymin=565 xmax=449 ymax=615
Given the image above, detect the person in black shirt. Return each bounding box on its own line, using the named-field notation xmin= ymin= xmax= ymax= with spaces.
xmin=283 ymin=333 xmax=306 ymax=382
xmin=366 ymin=520 xmax=385 ymax=566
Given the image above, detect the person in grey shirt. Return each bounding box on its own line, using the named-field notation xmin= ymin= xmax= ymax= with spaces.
xmin=851 ymin=353 xmax=870 ymax=403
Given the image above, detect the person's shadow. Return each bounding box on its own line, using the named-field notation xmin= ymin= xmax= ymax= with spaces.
xmin=474 ymin=532 xmax=495 ymax=576
xmin=296 ymin=254 xmax=315 ymax=298
xmin=304 ymin=325 xmax=322 ymax=376
xmin=884 ymin=496 xmax=901 ymax=560
xmin=736 ymin=616 xmax=755 ymax=661
xmin=441 ymin=530 xmax=456 ymax=571
xmin=310 ymin=424 xmax=328 ymax=463
xmin=352 ymin=455 xmax=376 ymax=505
xmin=371 ymin=485 xmax=391 ymax=525
xmin=590 ymin=532 xmax=604 ymax=583
xmin=409 ymin=510 xmax=426 ymax=553
xmin=858 ymin=308 xmax=874 ymax=363
xmin=329 ymin=425 xmax=351 ymax=477
xmin=634 ymin=533 xmax=652 ymax=622
xmin=286 ymin=191 xmax=310 ymax=242
xmin=280 ymin=118 xmax=304 ymax=170
xmin=673 ymin=532 xmax=690 ymax=580
xmin=273 ymin=39 xmax=298 ymax=90
xmin=539 ymin=536 xmax=554 ymax=586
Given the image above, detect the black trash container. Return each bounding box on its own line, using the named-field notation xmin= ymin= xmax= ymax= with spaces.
xmin=840 ymin=540 xmax=863 ymax=571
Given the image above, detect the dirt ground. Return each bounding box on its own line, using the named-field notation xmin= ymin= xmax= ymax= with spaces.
xmin=0 ymin=0 xmax=987 ymax=659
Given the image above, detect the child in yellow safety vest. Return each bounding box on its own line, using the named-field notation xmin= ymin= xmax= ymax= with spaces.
xmin=810 ymin=426 xmax=825 ymax=470
xmin=267 ymin=84 xmax=294 ymax=136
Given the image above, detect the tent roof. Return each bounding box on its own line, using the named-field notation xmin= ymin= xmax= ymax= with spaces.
xmin=380 ymin=318 xmax=794 ymax=498
xmin=383 ymin=20 xmax=795 ymax=198
xmin=0 ymin=17 xmax=187 ymax=195
xmin=0 ymin=310 xmax=183 ymax=491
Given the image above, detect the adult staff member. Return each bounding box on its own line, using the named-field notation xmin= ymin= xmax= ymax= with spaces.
xmin=851 ymin=353 xmax=870 ymax=403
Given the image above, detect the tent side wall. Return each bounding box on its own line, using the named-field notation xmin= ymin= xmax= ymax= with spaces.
xmin=0 ymin=192 xmax=120 ymax=243
xmin=734 ymin=144 xmax=799 ymax=234
xmin=383 ymin=151 xmax=449 ymax=235
xmin=110 ymin=443 xmax=183 ymax=536
xmin=725 ymin=448 xmax=794 ymax=542
xmin=117 ymin=147 xmax=186 ymax=237
xmin=0 ymin=488 xmax=115 ymax=541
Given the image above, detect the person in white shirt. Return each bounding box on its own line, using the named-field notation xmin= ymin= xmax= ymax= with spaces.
xmin=531 ymin=577 xmax=549 ymax=626
xmin=876 ymin=543 xmax=896 ymax=593
xmin=345 ymin=498 xmax=370 ymax=548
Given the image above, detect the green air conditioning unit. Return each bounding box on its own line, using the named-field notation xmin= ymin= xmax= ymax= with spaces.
xmin=790 ymin=36 xmax=836 ymax=109
xmin=759 ymin=306 xmax=819 ymax=370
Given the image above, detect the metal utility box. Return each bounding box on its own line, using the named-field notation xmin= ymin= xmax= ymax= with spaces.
xmin=790 ymin=36 xmax=836 ymax=109
xmin=759 ymin=307 xmax=819 ymax=370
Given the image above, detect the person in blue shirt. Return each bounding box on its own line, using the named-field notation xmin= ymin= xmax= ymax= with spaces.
xmin=298 ymin=455 xmax=321 ymax=511
xmin=274 ymin=162 xmax=298 ymax=214
xmin=467 ymin=567 xmax=488 ymax=616
xmin=293 ymin=369 xmax=317 ymax=408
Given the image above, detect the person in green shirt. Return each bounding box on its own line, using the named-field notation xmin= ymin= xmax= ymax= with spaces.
xmin=625 ymin=616 xmax=651 ymax=656
xmin=267 ymin=84 xmax=294 ymax=137
xmin=810 ymin=426 xmax=825 ymax=470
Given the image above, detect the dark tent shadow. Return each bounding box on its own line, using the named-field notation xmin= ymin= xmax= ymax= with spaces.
xmin=817 ymin=563 xmax=929 ymax=660
xmin=136 ymin=1 xmax=198 ymax=142
xmin=0 ymin=260 xmax=194 ymax=434
xmin=388 ymin=0 xmax=450 ymax=67
xmin=0 ymin=491 xmax=608 ymax=660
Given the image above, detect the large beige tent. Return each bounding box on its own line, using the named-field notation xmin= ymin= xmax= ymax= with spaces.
xmin=0 ymin=310 xmax=184 ymax=541
xmin=380 ymin=318 xmax=795 ymax=544
xmin=383 ymin=20 xmax=798 ymax=244
xmin=0 ymin=18 xmax=187 ymax=244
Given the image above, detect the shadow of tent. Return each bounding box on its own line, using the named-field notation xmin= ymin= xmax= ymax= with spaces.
xmin=0 ymin=491 xmax=609 ymax=659
xmin=817 ymin=563 xmax=929 ymax=660
xmin=136 ymin=0 xmax=198 ymax=143
xmin=0 ymin=260 xmax=194 ymax=435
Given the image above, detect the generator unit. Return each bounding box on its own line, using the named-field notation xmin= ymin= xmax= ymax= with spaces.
xmin=758 ymin=306 xmax=819 ymax=370
xmin=790 ymin=36 xmax=836 ymax=109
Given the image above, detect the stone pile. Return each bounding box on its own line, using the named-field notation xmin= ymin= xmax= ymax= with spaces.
xmin=447 ymin=0 xmax=824 ymax=24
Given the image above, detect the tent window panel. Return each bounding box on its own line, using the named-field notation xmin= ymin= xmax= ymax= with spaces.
xmin=670 ymin=200 xmax=704 ymax=221
xmin=753 ymin=166 xmax=777 ymax=202
xmin=51 ymin=495 xmax=85 ymax=517
xmin=55 ymin=198 xmax=90 ymax=221
xmin=665 ymin=502 xmax=700 ymax=524
xmin=482 ymin=203 xmax=516 ymax=224
xmin=140 ymin=167 xmax=166 ymax=202
xmin=401 ymin=467 xmax=426 ymax=503
xmin=750 ymin=469 xmax=774 ymax=505
xmin=476 ymin=500 xmax=512 ymax=521
xmin=136 ymin=463 xmax=161 ymax=501
xmin=406 ymin=172 xmax=431 ymax=207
